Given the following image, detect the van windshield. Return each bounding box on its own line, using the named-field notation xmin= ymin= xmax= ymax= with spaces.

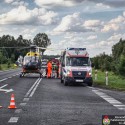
xmin=66 ymin=57 xmax=90 ymax=66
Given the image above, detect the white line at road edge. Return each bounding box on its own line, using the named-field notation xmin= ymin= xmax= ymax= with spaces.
xmin=92 ymin=89 xmax=125 ymax=111
xmin=0 ymin=78 xmax=8 ymax=82
xmin=25 ymin=78 xmax=40 ymax=97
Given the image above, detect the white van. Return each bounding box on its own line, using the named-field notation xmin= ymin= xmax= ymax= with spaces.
xmin=60 ymin=48 xmax=93 ymax=86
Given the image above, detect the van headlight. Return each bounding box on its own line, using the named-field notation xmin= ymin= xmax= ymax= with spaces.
xmin=89 ymin=72 xmax=92 ymax=76
xmin=66 ymin=70 xmax=73 ymax=77
xmin=67 ymin=70 xmax=70 ymax=75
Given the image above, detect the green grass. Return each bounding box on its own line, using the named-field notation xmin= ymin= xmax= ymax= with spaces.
xmin=92 ymin=69 xmax=125 ymax=91
xmin=0 ymin=64 xmax=17 ymax=70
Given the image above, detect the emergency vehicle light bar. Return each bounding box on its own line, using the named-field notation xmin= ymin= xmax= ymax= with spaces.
xmin=67 ymin=48 xmax=86 ymax=50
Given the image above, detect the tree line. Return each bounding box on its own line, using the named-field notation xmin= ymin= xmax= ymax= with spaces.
xmin=0 ymin=33 xmax=51 ymax=66
xmin=92 ymin=38 xmax=125 ymax=76
xmin=0 ymin=33 xmax=125 ymax=76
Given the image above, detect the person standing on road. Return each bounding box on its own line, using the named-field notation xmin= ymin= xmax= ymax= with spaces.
xmin=47 ymin=60 xmax=52 ymax=78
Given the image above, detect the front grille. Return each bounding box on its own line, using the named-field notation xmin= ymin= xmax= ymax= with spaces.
xmin=72 ymin=71 xmax=86 ymax=79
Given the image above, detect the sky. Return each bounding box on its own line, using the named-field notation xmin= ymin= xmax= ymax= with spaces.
xmin=0 ymin=0 xmax=125 ymax=57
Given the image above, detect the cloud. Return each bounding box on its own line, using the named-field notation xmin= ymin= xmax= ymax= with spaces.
xmin=109 ymin=16 xmax=125 ymax=24
xmin=5 ymin=0 xmax=14 ymax=3
xmin=102 ymin=0 xmax=125 ymax=7
xmin=35 ymin=0 xmax=76 ymax=8
xmin=108 ymin=33 xmax=125 ymax=42
xmin=101 ymin=23 xmax=120 ymax=32
xmin=87 ymin=35 xmax=97 ymax=40
xmin=89 ymin=0 xmax=125 ymax=7
xmin=53 ymin=13 xmax=92 ymax=35
xmin=83 ymin=20 xmax=102 ymax=31
xmin=4 ymin=0 xmax=28 ymax=6
xmin=96 ymin=3 xmax=110 ymax=9
xmin=35 ymin=0 xmax=125 ymax=8
xmin=101 ymin=14 xmax=125 ymax=33
xmin=0 ymin=5 xmax=58 ymax=25
xmin=83 ymin=20 xmax=101 ymax=27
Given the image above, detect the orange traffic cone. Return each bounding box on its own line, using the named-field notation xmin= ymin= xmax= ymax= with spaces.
xmin=8 ymin=94 xmax=17 ymax=109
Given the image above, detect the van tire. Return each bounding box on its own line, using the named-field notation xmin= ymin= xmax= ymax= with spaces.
xmin=87 ymin=82 xmax=92 ymax=86
xmin=61 ymin=76 xmax=63 ymax=83
xmin=64 ymin=78 xmax=68 ymax=86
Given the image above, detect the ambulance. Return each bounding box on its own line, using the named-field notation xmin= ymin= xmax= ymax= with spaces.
xmin=60 ymin=48 xmax=93 ymax=86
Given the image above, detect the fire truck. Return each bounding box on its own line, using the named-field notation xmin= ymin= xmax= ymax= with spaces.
xmin=60 ymin=48 xmax=93 ymax=86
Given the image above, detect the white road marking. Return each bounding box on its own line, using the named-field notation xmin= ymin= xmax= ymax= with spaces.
xmin=0 ymin=73 xmax=20 ymax=82
xmin=114 ymin=105 xmax=125 ymax=107
xmin=8 ymin=117 xmax=19 ymax=123
xmin=0 ymin=84 xmax=8 ymax=89
xmin=20 ymin=103 xmax=27 ymax=106
xmin=0 ymin=78 xmax=8 ymax=82
xmin=23 ymin=98 xmax=29 ymax=102
xmin=0 ymin=84 xmax=13 ymax=93
xmin=29 ymin=78 xmax=42 ymax=97
xmin=15 ymin=109 xmax=22 ymax=114
xmin=8 ymin=77 xmax=42 ymax=122
xmin=25 ymin=78 xmax=40 ymax=97
xmin=118 ymin=108 xmax=125 ymax=110
xmin=92 ymin=89 xmax=125 ymax=111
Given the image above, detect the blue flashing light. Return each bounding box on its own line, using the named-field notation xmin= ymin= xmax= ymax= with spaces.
xmin=67 ymin=48 xmax=86 ymax=50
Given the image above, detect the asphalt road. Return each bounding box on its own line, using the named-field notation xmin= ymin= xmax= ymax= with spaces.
xmin=0 ymin=69 xmax=125 ymax=125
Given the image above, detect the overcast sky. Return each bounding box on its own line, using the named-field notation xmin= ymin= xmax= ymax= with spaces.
xmin=0 ymin=0 xmax=125 ymax=57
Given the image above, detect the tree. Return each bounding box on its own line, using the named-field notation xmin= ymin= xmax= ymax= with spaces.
xmin=33 ymin=33 xmax=51 ymax=55
xmin=112 ymin=38 xmax=125 ymax=74
xmin=117 ymin=55 xmax=125 ymax=76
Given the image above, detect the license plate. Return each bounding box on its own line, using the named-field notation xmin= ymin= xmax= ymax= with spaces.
xmin=75 ymin=79 xmax=83 ymax=82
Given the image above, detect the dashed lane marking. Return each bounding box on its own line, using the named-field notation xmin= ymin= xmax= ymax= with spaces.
xmin=20 ymin=103 xmax=27 ymax=106
xmin=0 ymin=78 xmax=8 ymax=82
xmin=0 ymin=73 xmax=20 ymax=82
xmin=92 ymin=89 xmax=125 ymax=111
xmin=15 ymin=109 xmax=22 ymax=114
xmin=8 ymin=117 xmax=19 ymax=123
xmin=23 ymin=98 xmax=29 ymax=102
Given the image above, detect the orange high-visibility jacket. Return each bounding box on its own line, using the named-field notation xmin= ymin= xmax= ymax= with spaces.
xmin=47 ymin=62 xmax=52 ymax=77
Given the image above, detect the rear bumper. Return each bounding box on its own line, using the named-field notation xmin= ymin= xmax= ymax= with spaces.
xmin=22 ymin=69 xmax=41 ymax=74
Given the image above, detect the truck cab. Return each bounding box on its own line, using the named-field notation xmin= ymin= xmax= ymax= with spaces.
xmin=60 ymin=48 xmax=93 ymax=86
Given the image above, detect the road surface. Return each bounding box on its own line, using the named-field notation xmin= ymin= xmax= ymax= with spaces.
xmin=0 ymin=69 xmax=125 ymax=125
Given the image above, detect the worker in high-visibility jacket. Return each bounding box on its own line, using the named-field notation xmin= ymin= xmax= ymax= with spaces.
xmin=47 ymin=61 xmax=52 ymax=78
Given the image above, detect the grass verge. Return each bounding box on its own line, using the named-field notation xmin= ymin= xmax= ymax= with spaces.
xmin=0 ymin=64 xmax=17 ymax=71
xmin=92 ymin=69 xmax=125 ymax=91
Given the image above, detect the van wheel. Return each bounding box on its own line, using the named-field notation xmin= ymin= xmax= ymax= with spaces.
xmin=88 ymin=82 xmax=92 ymax=86
xmin=64 ymin=78 xmax=68 ymax=86
xmin=20 ymin=74 xmax=22 ymax=78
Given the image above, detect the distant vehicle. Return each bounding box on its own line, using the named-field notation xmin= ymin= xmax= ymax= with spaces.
xmin=41 ymin=59 xmax=48 ymax=77
xmin=60 ymin=48 xmax=93 ymax=86
xmin=41 ymin=59 xmax=48 ymax=69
